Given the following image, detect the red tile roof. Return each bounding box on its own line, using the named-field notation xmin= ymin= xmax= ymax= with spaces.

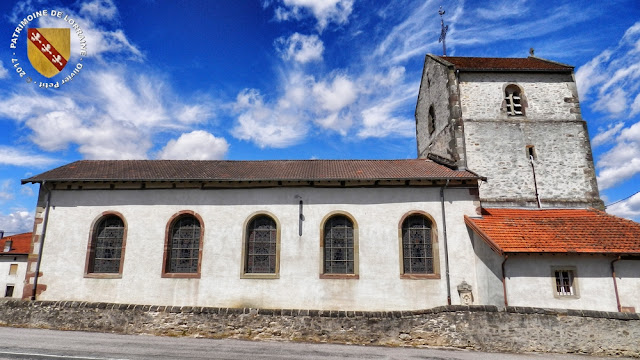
xmin=0 ymin=232 xmax=32 ymax=255
xmin=22 ymin=159 xmax=480 ymax=183
xmin=465 ymin=208 xmax=640 ymax=255
xmin=432 ymin=55 xmax=573 ymax=72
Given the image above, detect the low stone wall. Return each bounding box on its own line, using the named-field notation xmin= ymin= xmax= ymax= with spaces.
xmin=1 ymin=300 xmax=638 ymax=357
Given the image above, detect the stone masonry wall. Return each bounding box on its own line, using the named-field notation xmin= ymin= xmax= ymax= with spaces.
xmin=0 ymin=300 xmax=638 ymax=357
xmin=464 ymin=120 xmax=602 ymax=208
xmin=415 ymin=56 xmax=466 ymax=168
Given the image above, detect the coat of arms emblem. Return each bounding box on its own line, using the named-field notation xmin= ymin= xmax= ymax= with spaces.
xmin=27 ymin=28 xmax=70 ymax=78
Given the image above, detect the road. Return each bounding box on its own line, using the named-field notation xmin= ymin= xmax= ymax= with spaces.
xmin=0 ymin=327 xmax=632 ymax=360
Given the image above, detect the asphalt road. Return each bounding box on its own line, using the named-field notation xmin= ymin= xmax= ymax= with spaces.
xmin=0 ymin=327 xmax=632 ymax=360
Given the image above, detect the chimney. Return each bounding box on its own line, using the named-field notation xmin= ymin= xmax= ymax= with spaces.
xmin=0 ymin=230 xmax=4 ymax=239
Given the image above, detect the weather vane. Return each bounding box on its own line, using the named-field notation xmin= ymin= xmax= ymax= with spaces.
xmin=438 ymin=6 xmax=448 ymax=56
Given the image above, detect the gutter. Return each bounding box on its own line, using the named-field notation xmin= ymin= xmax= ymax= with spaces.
xmin=502 ymin=255 xmax=509 ymax=307
xmin=611 ymin=256 xmax=621 ymax=312
xmin=32 ymin=181 xmax=52 ymax=301
xmin=440 ymin=179 xmax=451 ymax=305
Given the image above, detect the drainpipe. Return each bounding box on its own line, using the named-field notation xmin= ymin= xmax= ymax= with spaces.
xmin=529 ymin=155 xmax=541 ymax=208
xmin=32 ymin=181 xmax=52 ymax=301
xmin=501 ymin=255 xmax=509 ymax=307
xmin=294 ymin=195 xmax=304 ymax=236
xmin=611 ymin=256 xmax=622 ymax=312
xmin=440 ymin=179 xmax=451 ymax=305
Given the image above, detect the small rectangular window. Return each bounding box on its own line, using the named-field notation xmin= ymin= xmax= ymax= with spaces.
xmin=4 ymin=285 xmax=14 ymax=297
xmin=526 ymin=145 xmax=536 ymax=160
xmin=555 ymin=270 xmax=575 ymax=296
xmin=3 ymin=241 xmax=12 ymax=252
xmin=9 ymin=264 xmax=18 ymax=275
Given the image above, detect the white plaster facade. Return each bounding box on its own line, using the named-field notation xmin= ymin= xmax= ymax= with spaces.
xmin=36 ymin=186 xmax=479 ymax=311
xmin=470 ymin=231 xmax=639 ymax=312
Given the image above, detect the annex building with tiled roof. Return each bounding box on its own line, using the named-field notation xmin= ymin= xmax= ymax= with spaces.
xmin=19 ymin=55 xmax=640 ymax=313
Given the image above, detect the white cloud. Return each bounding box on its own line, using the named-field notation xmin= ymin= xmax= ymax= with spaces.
xmin=232 ymin=88 xmax=309 ymax=148
xmin=374 ymin=1 xmax=434 ymax=64
xmin=79 ymin=0 xmax=118 ymax=20
xmin=0 ymin=180 xmax=13 ymax=203
xmin=0 ymin=60 xmax=8 ymax=79
xmin=476 ymin=0 xmax=529 ymax=20
xmin=270 ymin=0 xmax=354 ymax=31
xmin=576 ymin=21 xmax=640 ymax=117
xmin=176 ymin=103 xmax=214 ymax=124
xmin=592 ymin=122 xmax=624 ymax=147
xmin=275 ymin=33 xmax=324 ymax=63
xmin=582 ymin=22 xmax=640 ymax=190
xmin=0 ymin=68 xmax=214 ymax=160
xmin=607 ymin=192 xmax=640 ymax=223
xmin=37 ymin=3 xmax=143 ymax=61
xmin=451 ymin=4 xmax=593 ymax=49
xmin=358 ymin=98 xmax=415 ymax=139
xmin=593 ymin=87 xmax=628 ymax=115
xmin=0 ymin=209 xmax=34 ymax=235
xmin=575 ymin=50 xmax=613 ymax=100
xmin=0 ymin=146 xmax=58 ymax=167
xmin=312 ymin=75 xmax=357 ymax=112
xmin=158 ymin=131 xmax=229 ymax=160
xmin=596 ymin=121 xmax=640 ymax=190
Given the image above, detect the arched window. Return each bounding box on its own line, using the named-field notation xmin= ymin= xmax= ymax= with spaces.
xmin=244 ymin=215 xmax=278 ymax=274
xmin=323 ymin=215 xmax=355 ymax=275
xmin=401 ymin=214 xmax=435 ymax=274
xmin=87 ymin=214 xmax=125 ymax=274
xmin=428 ymin=105 xmax=436 ymax=134
xmin=164 ymin=214 xmax=202 ymax=275
xmin=505 ymin=84 xmax=525 ymax=116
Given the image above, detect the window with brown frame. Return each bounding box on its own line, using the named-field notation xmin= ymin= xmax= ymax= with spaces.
xmin=245 ymin=215 xmax=278 ymax=274
xmin=88 ymin=215 xmax=125 ymax=274
xmin=166 ymin=215 xmax=201 ymax=274
xmin=323 ymin=215 xmax=355 ymax=274
xmin=401 ymin=214 xmax=434 ymax=274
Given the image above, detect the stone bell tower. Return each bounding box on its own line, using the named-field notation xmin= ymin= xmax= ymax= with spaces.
xmin=415 ymin=54 xmax=603 ymax=209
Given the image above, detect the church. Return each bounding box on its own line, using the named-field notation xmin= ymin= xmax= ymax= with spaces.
xmin=20 ymin=55 xmax=640 ymax=313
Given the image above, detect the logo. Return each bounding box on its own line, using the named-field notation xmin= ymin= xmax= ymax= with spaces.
xmin=27 ymin=28 xmax=70 ymax=78
xmin=8 ymin=9 xmax=87 ymax=89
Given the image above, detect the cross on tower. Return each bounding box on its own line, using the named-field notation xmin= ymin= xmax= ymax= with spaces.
xmin=438 ymin=6 xmax=448 ymax=56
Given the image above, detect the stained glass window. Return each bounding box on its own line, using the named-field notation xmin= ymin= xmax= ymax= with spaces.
xmin=245 ymin=216 xmax=277 ymax=273
xmin=167 ymin=215 xmax=201 ymax=273
xmin=323 ymin=215 xmax=354 ymax=274
xmin=402 ymin=215 xmax=434 ymax=274
xmin=90 ymin=215 xmax=124 ymax=273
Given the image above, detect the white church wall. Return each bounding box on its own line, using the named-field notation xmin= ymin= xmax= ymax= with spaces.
xmin=616 ymin=260 xmax=640 ymax=312
xmin=505 ymin=255 xmax=619 ymax=311
xmin=469 ymin=232 xmax=504 ymax=307
xmin=36 ymin=186 xmax=479 ymax=311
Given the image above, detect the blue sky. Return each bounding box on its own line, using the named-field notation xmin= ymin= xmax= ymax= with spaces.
xmin=1 ymin=0 xmax=639 ymax=235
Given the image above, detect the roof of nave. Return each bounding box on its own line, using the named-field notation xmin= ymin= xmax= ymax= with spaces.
xmin=465 ymin=208 xmax=640 ymax=255
xmin=0 ymin=232 xmax=32 ymax=255
xmin=428 ymin=55 xmax=574 ymax=72
xmin=22 ymin=159 xmax=481 ymax=184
